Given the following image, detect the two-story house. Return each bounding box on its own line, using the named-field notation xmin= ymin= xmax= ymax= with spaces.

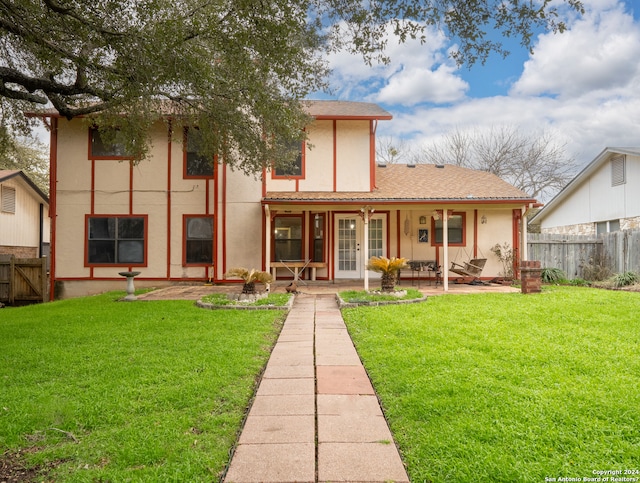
xmin=44 ymin=100 xmax=536 ymax=299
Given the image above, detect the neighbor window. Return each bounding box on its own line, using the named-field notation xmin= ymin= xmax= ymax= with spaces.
xmin=611 ymin=155 xmax=626 ymax=186
xmin=273 ymin=141 xmax=304 ymax=178
xmin=184 ymin=128 xmax=214 ymax=177
xmin=1 ymin=186 xmax=16 ymax=213
xmin=273 ymin=216 xmax=303 ymax=261
xmin=433 ymin=213 xmax=466 ymax=245
xmin=87 ymin=216 xmax=146 ymax=265
xmin=596 ymin=219 xmax=620 ymax=235
xmin=89 ymin=128 xmax=131 ymax=158
xmin=184 ymin=216 xmax=214 ymax=265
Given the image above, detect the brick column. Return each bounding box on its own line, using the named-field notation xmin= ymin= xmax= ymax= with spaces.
xmin=520 ymin=260 xmax=542 ymax=294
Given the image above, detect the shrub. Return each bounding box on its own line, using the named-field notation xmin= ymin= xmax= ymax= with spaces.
xmin=569 ymin=278 xmax=590 ymax=287
xmin=490 ymin=242 xmax=514 ymax=279
xmin=224 ymin=267 xmax=273 ymax=294
xmin=367 ymin=256 xmax=408 ymax=292
xmin=541 ymin=267 xmax=566 ymax=284
xmin=580 ymin=253 xmax=613 ymax=281
xmin=611 ymin=271 xmax=640 ymax=288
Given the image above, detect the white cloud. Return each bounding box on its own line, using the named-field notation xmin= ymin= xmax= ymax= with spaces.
xmin=382 ymin=1 xmax=640 ymax=168
xmin=327 ymin=23 xmax=468 ymax=105
xmin=511 ymin=2 xmax=640 ymax=98
xmin=376 ymin=65 xmax=468 ymax=105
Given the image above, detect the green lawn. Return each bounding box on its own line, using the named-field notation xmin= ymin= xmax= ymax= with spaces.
xmin=342 ymin=286 xmax=640 ymax=483
xmin=0 ymin=292 xmax=284 ymax=482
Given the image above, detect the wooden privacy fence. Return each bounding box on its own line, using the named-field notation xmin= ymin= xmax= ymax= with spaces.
xmin=0 ymin=255 xmax=48 ymax=305
xmin=528 ymin=230 xmax=640 ymax=279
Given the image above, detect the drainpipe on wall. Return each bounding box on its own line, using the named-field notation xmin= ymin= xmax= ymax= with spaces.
xmin=39 ymin=203 xmax=44 ymax=258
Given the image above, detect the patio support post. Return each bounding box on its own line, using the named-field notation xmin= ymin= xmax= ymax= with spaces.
xmin=264 ymin=204 xmax=271 ymax=274
xmin=363 ymin=207 xmax=370 ymax=291
xmin=360 ymin=206 xmax=374 ymax=291
xmin=521 ymin=206 xmax=528 ymax=262
xmin=443 ymin=210 xmax=449 ymax=292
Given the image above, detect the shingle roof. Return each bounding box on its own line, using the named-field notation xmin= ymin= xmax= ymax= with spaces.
xmin=302 ymin=100 xmax=392 ymax=120
xmin=264 ymin=163 xmax=534 ymax=203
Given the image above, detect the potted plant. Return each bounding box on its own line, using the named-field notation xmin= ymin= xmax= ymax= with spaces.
xmin=367 ymin=256 xmax=408 ymax=292
xmin=224 ymin=268 xmax=273 ymax=294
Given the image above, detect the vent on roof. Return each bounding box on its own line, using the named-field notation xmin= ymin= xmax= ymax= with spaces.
xmin=377 ymin=162 xmax=387 ymax=168
xmin=406 ymin=163 xmax=416 ymax=168
xmin=435 ymin=164 xmax=445 ymax=169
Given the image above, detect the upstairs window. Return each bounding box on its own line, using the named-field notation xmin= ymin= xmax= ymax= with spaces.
xmin=273 ymin=141 xmax=304 ymax=178
xmin=89 ymin=128 xmax=132 ymax=158
xmin=184 ymin=128 xmax=214 ymax=178
xmin=611 ymin=155 xmax=626 ymax=186
xmin=87 ymin=216 xmax=146 ymax=265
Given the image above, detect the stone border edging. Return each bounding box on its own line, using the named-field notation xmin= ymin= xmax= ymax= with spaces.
xmin=335 ymin=293 xmax=428 ymax=309
xmin=195 ymin=294 xmax=295 ymax=311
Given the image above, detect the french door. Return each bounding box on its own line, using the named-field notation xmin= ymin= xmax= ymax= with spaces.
xmin=334 ymin=214 xmax=386 ymax=279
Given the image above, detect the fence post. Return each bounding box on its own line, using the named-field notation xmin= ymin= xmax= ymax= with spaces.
xmin=9 ymin=255 xmax=15 ymax=305
xmin=520 ymin=260 xmax=542 ymax=294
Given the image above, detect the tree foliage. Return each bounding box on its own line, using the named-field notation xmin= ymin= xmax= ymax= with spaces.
xmin=1 ymin=0 xmax=584 ymax=174
xmin=419 ymin=125 xmax=577 ymax=202
xmin=0 ymin=126 xmax=49 ymax=194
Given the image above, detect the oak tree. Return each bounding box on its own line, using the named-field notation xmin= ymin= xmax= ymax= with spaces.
xmin=1 ymin=0 xmax=584 ymax=173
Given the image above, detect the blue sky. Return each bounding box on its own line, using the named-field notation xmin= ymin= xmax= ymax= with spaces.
xmin=322 ymin=0 xmax=640 ymax=170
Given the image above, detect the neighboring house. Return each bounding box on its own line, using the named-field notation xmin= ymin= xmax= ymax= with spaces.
xmin=0 ymin=170 xmax=50 ymax=258
xmin=43 ymin=101 xmax=536 ymax=299
xmin=530 ymin=147 xmax=640 ymax=235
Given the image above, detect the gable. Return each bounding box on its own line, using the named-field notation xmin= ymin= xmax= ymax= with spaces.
xmin=531 ymin=148 xmax=640 ymax=227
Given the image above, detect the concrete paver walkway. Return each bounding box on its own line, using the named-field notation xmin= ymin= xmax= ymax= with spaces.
xmin=223 ymin=293 xmax=409 ymax=483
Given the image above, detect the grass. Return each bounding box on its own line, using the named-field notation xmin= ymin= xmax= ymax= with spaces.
xmin=342 ymin=286 xmax=640 ymax=482
xmin=0 ymin=292 xmax=285 ymax=481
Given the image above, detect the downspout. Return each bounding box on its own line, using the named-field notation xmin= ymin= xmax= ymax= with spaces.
xmin=48 ymin=117 xmax=58 ymax=301
xmin=39 ymin=203 xmax=44 ymax=258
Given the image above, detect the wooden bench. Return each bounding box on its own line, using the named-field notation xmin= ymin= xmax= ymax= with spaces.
xmin=270 ymin=261 xmax=327 ymax=281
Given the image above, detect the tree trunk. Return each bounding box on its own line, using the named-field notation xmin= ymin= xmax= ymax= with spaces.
xmin=242 ymin=282 xmax=256 ymax=294
xmin=380 ymin=272 xmax=396 ymax=292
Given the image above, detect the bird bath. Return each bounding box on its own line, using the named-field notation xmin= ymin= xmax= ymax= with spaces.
xmin=119 ymin=271 xmax=141 ymax=301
